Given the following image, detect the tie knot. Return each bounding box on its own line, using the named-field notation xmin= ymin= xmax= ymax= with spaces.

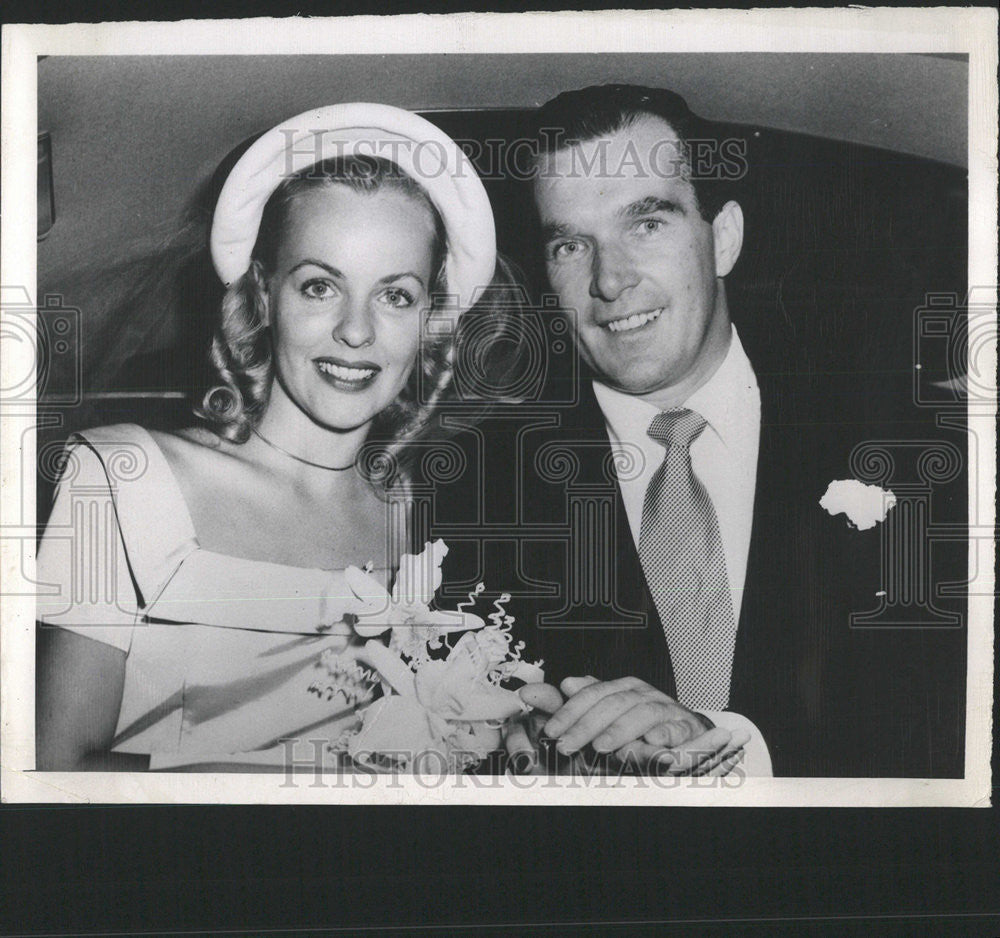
xmin=647 ymin=408 xmax=707 ymax=450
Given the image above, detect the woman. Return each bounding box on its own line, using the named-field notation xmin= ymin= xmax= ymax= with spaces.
xmin=35 ymin=103 xmax=513 ymax=771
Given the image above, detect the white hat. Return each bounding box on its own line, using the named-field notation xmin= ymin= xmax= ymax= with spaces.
xmin=210 ymin=103 xmax=497 ymax=314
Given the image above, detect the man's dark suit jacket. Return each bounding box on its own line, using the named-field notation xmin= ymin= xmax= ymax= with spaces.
xmin=427 ymin=339 xmax=967 ymax=778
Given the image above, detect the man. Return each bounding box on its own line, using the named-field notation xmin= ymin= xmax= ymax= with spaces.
xmin=483 ymin=84 xmax=965 ymax=777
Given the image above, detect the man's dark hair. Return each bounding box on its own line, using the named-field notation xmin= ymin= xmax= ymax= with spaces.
xmin=532 ymin=83 xmax=743 ymax=221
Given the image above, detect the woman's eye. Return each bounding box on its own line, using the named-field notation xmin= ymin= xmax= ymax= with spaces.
xmin=380 ymin=287 xmax=416 ymax=308
xmin=301 ymin=280 xmax=335 ymax=300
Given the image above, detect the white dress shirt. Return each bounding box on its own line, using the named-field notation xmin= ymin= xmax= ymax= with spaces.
xmin=591 ymin=327 xmax=769 ymax=772
xmin=593 ymin=325 xmax=761 ymax=625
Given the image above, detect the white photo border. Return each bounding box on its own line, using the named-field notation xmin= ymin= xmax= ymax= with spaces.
xmin=1 ymin=8 xmax=996 ymax=805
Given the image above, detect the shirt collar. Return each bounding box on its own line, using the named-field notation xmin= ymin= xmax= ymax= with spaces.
xmin=593 ymin=326 xmax=759 ymax=452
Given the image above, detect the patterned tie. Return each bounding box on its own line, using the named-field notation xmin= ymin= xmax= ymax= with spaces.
xmin=638 ymin=409 xmax=736 ymax=709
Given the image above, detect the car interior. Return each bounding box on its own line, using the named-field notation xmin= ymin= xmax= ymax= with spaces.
xmin=35 ymin=53 xmax=968 ymax=523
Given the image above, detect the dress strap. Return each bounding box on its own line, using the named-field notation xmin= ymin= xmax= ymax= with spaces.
xmin=70 ymin=424 xmax=200 ymax=608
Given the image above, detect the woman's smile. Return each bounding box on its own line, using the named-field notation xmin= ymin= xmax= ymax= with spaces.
xmin=314 ymin=356 xmax=381 ymax=390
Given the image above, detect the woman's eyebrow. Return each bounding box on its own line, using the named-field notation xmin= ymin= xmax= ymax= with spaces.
xmin=289 ymin=259 xmax=343 ymax=277
xmin=620 ymin=196 xmax=682 ymax=218
xmin=287 ymin=261 xmax=424 ymax=289
xmin=376 ymin=271 xmax=426 ymax=288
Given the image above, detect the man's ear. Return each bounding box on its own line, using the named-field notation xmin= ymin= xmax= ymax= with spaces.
xmin=712 ymin=201 xmax=744 ymax=279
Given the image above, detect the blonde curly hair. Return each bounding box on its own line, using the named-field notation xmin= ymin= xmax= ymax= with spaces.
xmin=198 ymin=154 xmax=525 ymax=483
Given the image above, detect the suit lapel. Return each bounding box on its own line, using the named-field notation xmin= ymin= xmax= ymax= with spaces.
xmin=551 ymin=382 xmax=678 ymax=695
xmin=726 ymin=370 xmax=846 ymax=772
xmin=727 ymin=374 xmax=793 ymax=717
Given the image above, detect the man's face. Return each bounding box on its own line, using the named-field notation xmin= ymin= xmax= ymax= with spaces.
xmin=534 ymin=115 xmax=743 ymax=404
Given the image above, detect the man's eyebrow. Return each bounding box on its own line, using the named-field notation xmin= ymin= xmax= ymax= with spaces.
xmin=539 ymin=198 xmax=683 ymax=241
xmin=540 ymin=221 xmax=570 ymax=242
xmin=620 ymin=197 xmax=683 ymax=218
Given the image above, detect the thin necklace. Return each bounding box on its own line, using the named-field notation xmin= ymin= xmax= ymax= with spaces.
xmin=251 ymin=426 xmax=356 ymax=472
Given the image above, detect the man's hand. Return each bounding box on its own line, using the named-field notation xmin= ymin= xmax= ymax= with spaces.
xmin=522 ymin=675 xmax=748 ymax=775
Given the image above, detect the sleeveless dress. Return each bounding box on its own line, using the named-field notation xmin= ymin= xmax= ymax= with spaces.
xmin=36 ymin=424 xmax=395 ymax=770
xmin=37 ymin=424 xmax=774 ymax=776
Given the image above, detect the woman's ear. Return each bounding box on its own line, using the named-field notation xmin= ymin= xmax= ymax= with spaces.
xmin=712 ymin=200 xmax=744 ymax=279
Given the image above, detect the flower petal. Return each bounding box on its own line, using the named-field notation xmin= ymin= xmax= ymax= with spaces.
xmin=344 ymin=564 xmax=390 ymax=606
xmin=357 ymin=640 xmax=416 ymax=697
xmin=348 ymin=697 xmax=438 ymax=763
xmin=415 ymin=608 xmax=487 ymax=633
xmin=344 ymin=565 xmax=394 ymax=636
xmin=413 ymin=648 xmax=527 ymax=722
xmin=450 ymin=721 xmax=503 ymax=757
xmin=392 ymin=540 xmax=448 ymax=606
xmin=509 ymin=661 xmax=545 ymax=684
xmin=452 ymin=684 xmax=527 ymax=722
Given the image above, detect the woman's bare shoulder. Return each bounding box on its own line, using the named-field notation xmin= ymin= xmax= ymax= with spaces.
xmin=147 ymin=426 xmax=249 ymax=478
xmin=149 ymin=425 xmax=227 ymax=454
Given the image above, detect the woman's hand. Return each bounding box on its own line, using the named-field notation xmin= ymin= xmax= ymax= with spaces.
xmin=503 ymin=682 xmax=564 ymax=774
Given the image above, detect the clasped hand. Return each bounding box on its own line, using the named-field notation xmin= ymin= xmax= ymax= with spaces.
xmin=505 ymin=676 xmax=748 ymax=775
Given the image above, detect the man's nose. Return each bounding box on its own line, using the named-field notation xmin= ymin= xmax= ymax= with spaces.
xmin=589 ymin=243 xmax=640 ymax=302
xmin=332 ymin=297 xmax=376 ymax=348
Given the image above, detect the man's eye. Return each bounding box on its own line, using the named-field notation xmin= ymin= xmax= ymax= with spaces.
xmin=302 ymin=280 xmax=335 ymax=300
xmin=635 ymin=218 xmax=665 ymax=236
xmin=380 ymin=287 xmax=416 ymax=308
xmin=550 ymin=240 xmax=586 ymax=260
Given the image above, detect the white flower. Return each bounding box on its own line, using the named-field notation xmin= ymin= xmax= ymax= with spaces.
xmin=471 ymin=625 xmax=515 ymax=668
xmin=412 ymin=632 xmax=526 ymax=722
xmin=349 ymin=633 xmax=526 ymax=767
xmin=324 ymin=539 xmax=545 ymax=771
xmin=820 ymin=479 xmax=897 ymax=531
xmin=344 ymin=540 xmax=484 ymax=640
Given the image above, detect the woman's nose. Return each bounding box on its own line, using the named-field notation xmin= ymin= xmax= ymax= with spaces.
xmin=332 ymin=298 xmax=375 ymax=348
xmin=589 ymin=243 xmax=640 ymax=302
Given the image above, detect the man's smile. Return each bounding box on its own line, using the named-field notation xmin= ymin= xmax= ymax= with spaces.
xmin=602 ymin=307 xmax=664 ymax=334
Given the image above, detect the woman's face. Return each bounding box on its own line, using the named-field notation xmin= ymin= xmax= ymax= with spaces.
xmin=263 ymin=184 xmax=437 ymax=434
